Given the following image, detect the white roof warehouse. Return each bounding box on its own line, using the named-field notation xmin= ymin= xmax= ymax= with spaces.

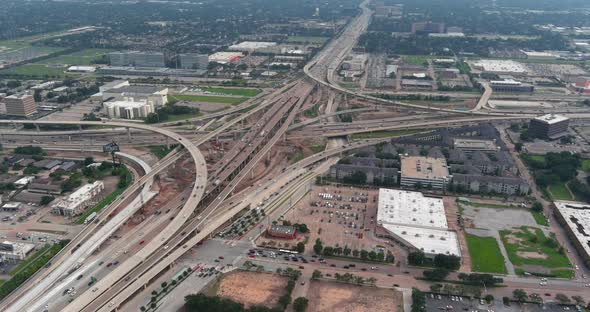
xmin=376 ymin=188 xmax=461 ymax=258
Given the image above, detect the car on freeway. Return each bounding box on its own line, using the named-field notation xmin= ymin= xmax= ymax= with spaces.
xmin=139 ymin=240 xmax=145 ymax=245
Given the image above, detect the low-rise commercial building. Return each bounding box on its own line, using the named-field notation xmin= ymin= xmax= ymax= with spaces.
xmin=266 ymin=225 xmax=297 ymax=239
xmin=0 ymin=241 xmax=35 ymax=264
xmin=529 ymin=114 xmax=569 ymax=139
xmin=104 ymin=99 xmax=155 ymax=119
xmin=376 ymin=189 xmax=461 ymax=258
xmin=553 ymin=201 xmax=590 ymax=269
xmin=400 ymin=156 xmax=450 ymax=190
xmin=228 ymin=41 xmax=277 ymax=52
xmin=52 ymin=181 xmax=104 ymax=216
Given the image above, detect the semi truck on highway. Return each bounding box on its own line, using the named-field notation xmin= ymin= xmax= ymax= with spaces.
xmin=84 ymin=212 xmax=97 ymax=225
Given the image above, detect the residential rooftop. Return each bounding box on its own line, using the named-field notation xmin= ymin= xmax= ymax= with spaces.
xmin=401 ymin=156 xmax=449 ymax=180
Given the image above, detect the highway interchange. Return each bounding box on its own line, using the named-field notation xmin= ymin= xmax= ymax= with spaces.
xmin=1 ymin=0 xmax=590 ymax=311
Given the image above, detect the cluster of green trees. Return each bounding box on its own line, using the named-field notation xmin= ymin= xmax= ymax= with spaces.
xmin=53 ymin=84 xmax=100 ymax=104
xmin=184 ymin=294 xmax=282 ymax=312
xmin=522 ymin=152 xmax=581 ymax=188
xmin=145 ymin=104 xmax=199 ymax=124
xmin=313 ymin=239 xmax=394 ymax=263
xmin=281 ymin=220 xmax=309 ymax=234
xmin=409 ymin=251 xmax=461 ymax=271
xmin=333 ymin=272 xmax=377 ymax=286
xmin=457 ymin=273 xmax=503 ymax=286
xmin=411 ymin=288 xmax=426 ymax=312
xmin=14 ymin=145 xmax=46 ymax=156
xmin=358 ymin=33 xmax=568 ymax=57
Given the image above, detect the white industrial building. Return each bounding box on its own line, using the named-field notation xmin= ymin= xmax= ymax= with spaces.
xmin=104 ymin=99 xmax=155 ymax=120
xmin=471 ymin=60 xmax=529 ymax=75
xmin=228 ymin=41 xmax=277 ymax=52
xmin=52 ymin=181 xmax=104 ymax=216
xmin=376 ymin=189 xmax=461 ymax=258
xmin=208 ymin=52 xmax=244 ymax=64
xmin=0 ymin=241 xmax=35 ymax=264
xmin=101 ymin=85 xmax=168 ymax=107
xmin=553 ymin=201 xmax=590 ymax=269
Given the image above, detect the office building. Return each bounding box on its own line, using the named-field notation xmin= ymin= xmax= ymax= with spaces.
xmin=400 ymin=156 xmax=450 ymax=190
xmin=489 ymin=79 xmax=534 ymax=92
xmin=108 ymin=51 xmax=165 ymax=68
xmin=52 ymin=181 xmax=104 ymax=216
xmin=4 ymin=94 xmax=37 ymax=117
xmin=104 ymin=99 xmax=155 ymax=120
xmin=376 ymin=189 xmax=461 ymax=258
xmin=553 ymin=201 xmax=590 ymax=269
xmin=102 ymin=85 xmax=168 ymax=106
xmin=179 ymin=54 xmax=208 ymax=69
xmin=529 ymin=114 xmax=569 ymax=139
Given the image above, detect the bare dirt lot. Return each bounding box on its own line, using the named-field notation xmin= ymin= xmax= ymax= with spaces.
xmin=213 ymin=271 xmax=288 ymax=309
xmin=307 ymin=280 xmax=402 ymax=312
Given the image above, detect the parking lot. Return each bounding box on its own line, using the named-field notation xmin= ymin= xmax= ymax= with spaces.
xmin=425 ymin=294 xmax=579 ymax=312
xmin=280 ymin=185 xmax=385 ymax=252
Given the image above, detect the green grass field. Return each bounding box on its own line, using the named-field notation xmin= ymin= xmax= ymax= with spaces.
xmin=581 ymin=159 xmax=590 ymax=171
xmin=287 ymin=36 xmax=329 ymax=44
xmin=0 ymin=64 xmax=67 ymax=78
xmin=548 ymin=182 xmax=574 ymax=201
xmin=550 ymin=269 xmax=575 ymax=279
xmin=351 ymin=129 xmax=428 ymax=139
xmin=203 ymin=87 xmax=262 ymax=97
xmin=466 ymin=234 xmax=508 ymax=274
xmin=500 ymin=226 xmax=571 ymax=269
xmin=457 ymin=200 xmax=514 ymax=209
xmin=10 ymin=245 xmax=51 ymax=276
xmin=171 ymin=94 xmax=247 ymax=105
xmin=37 ymin=48 xmax=112 ymax=65
xmin=310 ymin=145 xmax=326 ymax=154
xmin=401 ymin=55 xmax=434 ymax=66
xmin=148 ymin=145 xmax=176 ymax=159
xmin=531 ymin=211 xmax=549 ymax=226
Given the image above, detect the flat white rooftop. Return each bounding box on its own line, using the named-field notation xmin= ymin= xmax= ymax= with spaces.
xmin=378 ymin=189 xmax=448 ymax=229
xmin=534 ymin=114 xmax=569 ymax=125
xmin=229 ymin=41 xmax=277 ymax=50
xmin=473 ymin=60 xmax=528 ymax=73
xmin=554 ymin=201 xmax=590 ymax=260
xmin=377 ymin=189 xmax=461 ymax=257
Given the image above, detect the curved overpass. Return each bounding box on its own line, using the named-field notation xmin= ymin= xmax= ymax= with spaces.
xmin=0 ymin=119 xmax=208 ymax=312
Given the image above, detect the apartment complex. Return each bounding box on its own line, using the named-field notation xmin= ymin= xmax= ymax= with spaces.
xmin=52 ymin=181 xmax=104 ymax=216
xmin=400 ymin=156 xmax=450 ymax=190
